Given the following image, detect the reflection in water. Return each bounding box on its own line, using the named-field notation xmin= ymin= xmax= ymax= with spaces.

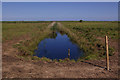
xmin=34 ymin=32 xmax=83 ymax=60
xmin=59 ymin=30 xmax=66 ymax=35
xmin=49 ymin=31 xmax=57 ymax=39
xmin=43 ymin=40 xmax=47 ymax=56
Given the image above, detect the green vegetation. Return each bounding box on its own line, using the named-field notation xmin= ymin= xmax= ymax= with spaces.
xmin=3 ymin=22 xmax=51 ymax=42
xmin=3 ymin=22 xmax=53 ymax=61
xmin=57 ymin=21 xmax=118 ymax=60
xmin=2 ymin=21 xmax=52 ymax=23
xmin=79 ymin=20 xmax=83 ymax=22
xmin=3 ymin=21 xmax=118 ymax=62
xmin=13 ymin=23 xmax=55 ymax=56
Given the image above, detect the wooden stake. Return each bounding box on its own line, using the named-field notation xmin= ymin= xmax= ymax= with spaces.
xmin=105 ymin=36 xmax=109 ymax=70
xmin=68 ymin=49 xmax=70 ymax=59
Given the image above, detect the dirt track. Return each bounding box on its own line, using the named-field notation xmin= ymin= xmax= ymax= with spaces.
xmin=2 ymin=22 xmax=119 ymax=78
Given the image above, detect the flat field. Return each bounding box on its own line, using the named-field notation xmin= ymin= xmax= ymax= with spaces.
xmin=2 ymin=21 xmax=119 ymax=78
xmin=58 ymin=21 xmax=118 ymax=60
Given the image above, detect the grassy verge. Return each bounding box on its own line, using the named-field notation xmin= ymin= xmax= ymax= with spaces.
xmin=3 ymin=21 xmax=118 ymax=62
xmin=3 ymin=22 xmax=57 ymax=61
xmin=13 ymin=22 xmax=56 ymax=56
xmin=57 ymin=21 xmax=118 ymax=60
xmin=3 ymin=22 xmax=51 ymax=43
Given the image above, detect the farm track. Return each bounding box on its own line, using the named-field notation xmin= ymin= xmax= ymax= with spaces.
xmin=2 ymin=22 xmax=119 ymax=78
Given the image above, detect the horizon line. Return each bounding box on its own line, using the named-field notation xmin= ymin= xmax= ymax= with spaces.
xmin=2 ymin=20 xmax=118 ymax=21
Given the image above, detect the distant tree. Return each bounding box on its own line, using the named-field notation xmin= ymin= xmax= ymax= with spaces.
xmin=79 ymin=20 xmax=83 ymax=22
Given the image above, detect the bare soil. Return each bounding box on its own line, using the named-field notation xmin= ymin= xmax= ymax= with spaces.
xmin=2 ymin=22 xmax=119 ymax=78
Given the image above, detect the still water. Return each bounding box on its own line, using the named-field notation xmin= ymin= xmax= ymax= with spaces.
xmin=34 ymin=32 xmax=83 ymax=60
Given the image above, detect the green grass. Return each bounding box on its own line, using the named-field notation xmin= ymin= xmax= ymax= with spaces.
xmin=3 ymin=22 xmax=53 ymax=59
xmin=3 ymin=22 xmax=50 ymax=43
xmin=3 ymin=21 xmax=118 ymax=61
xmin=57 ymin=21 xmax=118 ymax=60
xmin=2 ymin=21 xmax=52 ymax=23
xmin=13 ymin=23 xmax=55 ymax=56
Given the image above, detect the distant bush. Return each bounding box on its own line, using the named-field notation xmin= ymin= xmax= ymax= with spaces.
xmin=79 ymin=20 xmax=83 ymax=22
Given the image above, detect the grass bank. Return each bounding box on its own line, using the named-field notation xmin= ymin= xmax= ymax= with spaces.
xmin=3 ymin=21 xmax=118 ymax=62
xmin=13 ymin=22 xmax=56 ymax=57
xmin=57 ymin=21 xmax=118 ymax=60
xmin=3 ymin=22 xmax=56 ymax=60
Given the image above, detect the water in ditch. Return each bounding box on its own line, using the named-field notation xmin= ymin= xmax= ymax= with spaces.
xmin=34 ymin=31 xmax=84 ymax=60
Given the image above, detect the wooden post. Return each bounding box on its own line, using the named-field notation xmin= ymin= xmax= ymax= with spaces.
xmin=105 ymin=36 xmax=109 ymax=70
xmin=68 ymin=49 xmax=70 ymax=59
